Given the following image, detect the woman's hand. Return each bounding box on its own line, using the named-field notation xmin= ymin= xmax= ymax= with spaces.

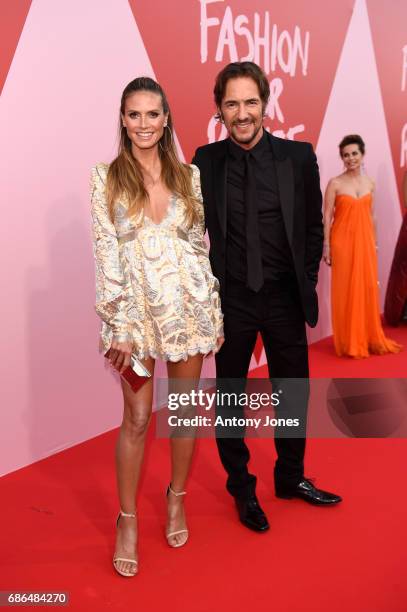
xmin=323 ymin=243 xmax=331 ymax=266
xmin=205 ymin=335 xmax=225 ymax=358
xmin=108 ymin=338 xmax=134 ymax=374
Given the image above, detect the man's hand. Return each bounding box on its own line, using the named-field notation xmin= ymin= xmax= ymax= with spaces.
xmin=205 ymin=335 xmax=225 ymax=359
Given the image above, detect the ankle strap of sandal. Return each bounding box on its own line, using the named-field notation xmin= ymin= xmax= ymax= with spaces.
xmin=168 ymin=484 xmax=186 ymax=497
xmin=120 ymin=510 xmax=136 ymax=518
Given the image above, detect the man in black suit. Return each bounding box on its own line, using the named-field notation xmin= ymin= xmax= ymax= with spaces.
xmin=192 ymin=62 xmax=341 ymax=532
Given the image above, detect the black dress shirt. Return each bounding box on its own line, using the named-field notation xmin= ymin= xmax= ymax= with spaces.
xmin=226 ymin=130 xmax=294 ymax=284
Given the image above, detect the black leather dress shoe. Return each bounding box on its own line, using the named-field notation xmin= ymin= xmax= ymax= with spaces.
xmin=275 ymin=479 xmax=342 ymax=505
xmin=234 ymin=495 xmax=270 ymax=532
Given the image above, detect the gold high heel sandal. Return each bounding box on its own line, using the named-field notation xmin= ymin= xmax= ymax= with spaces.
xmin=166 ymin=484 xmax=189 ymax=548
xmin=113 ymin=510 xmax=138 ymax=577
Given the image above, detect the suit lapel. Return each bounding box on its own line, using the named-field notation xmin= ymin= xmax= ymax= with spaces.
xmin=212 ymin=141 xmax=228 ymax=237
xmin=269 ymin=133 xmax=295 ymax=246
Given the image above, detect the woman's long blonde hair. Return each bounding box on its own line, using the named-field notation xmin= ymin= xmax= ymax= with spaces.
xmin=106 ymin=77 xmax=199 ymax=227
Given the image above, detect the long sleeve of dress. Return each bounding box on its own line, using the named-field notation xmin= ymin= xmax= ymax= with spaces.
xmin=188 ymin=164 xmax=224 ymax=338
xmin=90 ymin=164 xmax=133 ymax=342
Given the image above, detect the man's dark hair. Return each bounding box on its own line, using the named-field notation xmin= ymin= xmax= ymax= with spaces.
xmin=339 ymin=134 xmax=366 ymax=156
xmin=214 ymin=62 xmax=270 ymax=120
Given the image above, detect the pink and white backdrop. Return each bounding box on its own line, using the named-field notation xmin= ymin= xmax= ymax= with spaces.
xmin=1 ymin=0 xmax=405 ymax=476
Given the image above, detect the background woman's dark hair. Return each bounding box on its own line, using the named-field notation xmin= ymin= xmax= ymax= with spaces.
xmin=339 ymin=134 xmax=365 ymax=156
xmin=213 ymin=62 xmax=270 ymax=120
xmin=106 ymin=77 xmax=198 ymax=226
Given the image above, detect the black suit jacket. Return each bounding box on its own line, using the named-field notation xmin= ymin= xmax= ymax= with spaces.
xmin=192 ymin=131 xmax=323 ymax=327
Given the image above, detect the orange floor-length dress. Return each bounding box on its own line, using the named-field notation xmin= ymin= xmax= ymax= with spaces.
xmin=330 ymin=193 xmax=401 ymax=358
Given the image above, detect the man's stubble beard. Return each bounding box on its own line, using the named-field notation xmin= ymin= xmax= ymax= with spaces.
xmin=230 ymin=121 xmax=263 ymax=146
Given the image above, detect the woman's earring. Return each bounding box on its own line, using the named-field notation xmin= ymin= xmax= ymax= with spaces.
xmin=166 ymin=124 xmax=173 ymax=142
xmin=159 ymin=124 xmax=173 ymax=152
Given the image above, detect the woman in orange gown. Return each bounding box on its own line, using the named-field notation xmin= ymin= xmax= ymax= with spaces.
xmin=323 ymin=134 xmax=401 ymax=358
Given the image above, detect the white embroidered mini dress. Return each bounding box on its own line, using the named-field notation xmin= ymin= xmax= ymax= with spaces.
xmin=90 ymin=163 xmax=223 ymax=362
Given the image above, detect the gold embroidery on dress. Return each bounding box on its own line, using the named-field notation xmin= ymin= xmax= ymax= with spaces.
xmin=91 ymin=163 xmax=223 ymax=362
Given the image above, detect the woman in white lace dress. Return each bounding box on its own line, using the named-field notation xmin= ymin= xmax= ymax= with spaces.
xmin=91 ymin=77 xmax=224 ymax=577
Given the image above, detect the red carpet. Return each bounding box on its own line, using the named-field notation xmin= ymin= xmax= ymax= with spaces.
xmin=1 ymin=325 xmax=406 ymax=611
xmin=254 ymin=322 xmax=407 ymax=379
xmin=309 ymin=322 xmax=406 ymax=378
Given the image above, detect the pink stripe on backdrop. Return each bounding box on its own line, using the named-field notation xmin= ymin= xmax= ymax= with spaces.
xmin=0 ymin=0 xmax=160 ymax=476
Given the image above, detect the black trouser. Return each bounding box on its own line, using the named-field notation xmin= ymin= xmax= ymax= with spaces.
xmin=215 ymin=277 xmax=309 ymax=500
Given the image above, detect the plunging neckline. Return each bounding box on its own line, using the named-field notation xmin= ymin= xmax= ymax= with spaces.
xmin=144 ymin=194 xmax=175 ymax=226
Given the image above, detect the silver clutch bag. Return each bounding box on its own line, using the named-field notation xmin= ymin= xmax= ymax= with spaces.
xmin=130 ymin=354 xmax=151 ymax=377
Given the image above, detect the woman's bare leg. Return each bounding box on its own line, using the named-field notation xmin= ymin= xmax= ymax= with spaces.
xmin=166 ymin=354 xmax=203 ymax=546
xmin=114 ymin=356 xmax=155 ymax=575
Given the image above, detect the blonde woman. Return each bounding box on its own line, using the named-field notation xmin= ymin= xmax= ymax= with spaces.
xmin=91 ymin=77 xmax=224 ymax=577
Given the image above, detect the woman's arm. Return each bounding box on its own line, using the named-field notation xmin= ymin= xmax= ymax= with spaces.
xmin=90 ymin=164 xmax=133 ymax=371
xmin=188 ymin=165 xmax=224 ymax=349
xmin=322 ymin=178 xmax=337 ymax=266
